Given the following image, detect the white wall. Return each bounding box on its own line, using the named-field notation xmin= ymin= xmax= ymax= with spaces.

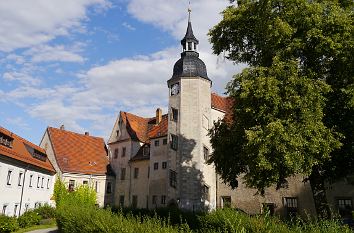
xmin=0 ymin=158 xmax=55 ymax=216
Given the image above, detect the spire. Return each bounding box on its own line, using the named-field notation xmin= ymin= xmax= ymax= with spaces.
xmin=181 ymin=4 xmax=199 ymax=51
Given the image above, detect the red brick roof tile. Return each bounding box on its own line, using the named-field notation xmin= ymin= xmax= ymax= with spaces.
xmin=47 ymin=127 xmax=109 ymax=175
xmin=0 ymin=127 xmax=55 ymax=173
xmin=122 ymin=93 xmax=233 ymax=143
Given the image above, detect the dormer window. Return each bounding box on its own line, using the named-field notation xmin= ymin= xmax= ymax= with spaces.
xmin=0 ymin=132 xmax=14 ymax=148
xmin=143 ymin=146 xmax=150 ymax=156
xmin=32 ymin=149 xmax=47 ymax=162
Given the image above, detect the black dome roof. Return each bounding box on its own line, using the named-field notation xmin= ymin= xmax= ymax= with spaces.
xmin=172 ymin=51 xmax=209 ymax=80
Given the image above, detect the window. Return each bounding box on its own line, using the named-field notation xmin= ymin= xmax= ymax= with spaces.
xmin=95 ymin=181 xmax=99 ymax=193
xmin=163 ymin=138 xmax=167 ymax=145
xmin=68 ymin=180 xmax=75 ymax=192
xmin=337 ymin=198 xmax=353 ymax=217
xmin=171 ymin=108 xmax=178 ymax=122
xmin=203 ymin=146 xmax=209 ymax=161
xmin=202 ymin=185 xmax=210 ymax=201
xmin=188 ymin=42 xmax=192 ymax=50
xmin=134 ymin=168 xmax=139 ymax=179
xmin=2 ymin=204 xmax=7 ymax=214
xmin=202 ymin=115 xmax=209 ymax=130
xmin=119 ymin=195 xmax=124 ymax=207
xmin=284 ymin=197 xmax=298 ymax=218
xmin=170 ymin=134 xmax=178 ymax=150
xmin=7 ymin=170 xmax=12 ymax=185
xmin=161 ymin=195 xmax=166 ymax=205
xmin=106 ymin=182 xmax=112 ymax=194
xmin=132 ymin=195 xmax=138 ymax=208
xmin=122 ymin=147 xmax=126 ymax=157
xmin=222 ymin=196 xmax=231 ymax=208
xmin=154 ymin=162 xmax=158 ymax=170
xmin=148 ymin=166 xmax=150 ymax=178
xmin=41 ymin=177 xmax=44 ymax=188
xmin=24 ymin=204 xmax=29 ymax=212
xmin=170 ymin=83 xmax=180 ymax=96
xmin=0 ymin=132 xmax=13 ymax=148
xmin=120 ymin=168 xmax=126 ymax=180
xmin=29 ymin=175 xmax=33 ymax=187
xmin=152 ymin=195 xmax=157 ymax=205
xmin=143 ymin=146 xmax=150 ymax=156
xmin=114 ymin=148 xmax=119 ymax=159
xmin=162 ymin=162 xmax=167 ymax=169
xmin=116 ymin=130 xmax=119 ymax=137
xmin=170 ymin=170 xmax=177 ymax=188
xmin=154 ymin=140 xmax=159 ymax=147
xmin=13 ymin=204 xmax=18 ymax=216
xmin=18 ymin=172 xmax=23 ymax=186
xmin=262 ymin=203 xmax=275 ymax=216
xmin=83 ymin=180 xmax=88 ymax=185
xmin=37 ymin=176 xmax=40 ymax=188
xmin=47 ymin=178 xmax=50 ymax=189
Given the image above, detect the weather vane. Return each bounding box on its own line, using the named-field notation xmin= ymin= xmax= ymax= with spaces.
xmin=188 ymin=1 xmax=192 ymax=22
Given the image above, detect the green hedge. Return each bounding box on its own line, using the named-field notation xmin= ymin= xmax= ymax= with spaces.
xmin=17 ymin=210 xmax=42 ymax=228
xmin=0 ymin=215 xmax=19 ymax=233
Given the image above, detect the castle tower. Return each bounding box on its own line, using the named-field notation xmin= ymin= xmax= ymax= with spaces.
xmin=167 ymin=9 xmax=216 ymax=211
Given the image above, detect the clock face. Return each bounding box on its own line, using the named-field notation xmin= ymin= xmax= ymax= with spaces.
xmin=171 ymin=83 xmax=180 ymax=96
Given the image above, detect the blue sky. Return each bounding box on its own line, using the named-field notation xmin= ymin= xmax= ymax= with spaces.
xmin=0 ymin=0 xmax=244 ymax=144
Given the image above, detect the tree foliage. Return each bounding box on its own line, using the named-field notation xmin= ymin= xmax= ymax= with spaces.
xmin=208 ymin=0 xmax=354 ymax=195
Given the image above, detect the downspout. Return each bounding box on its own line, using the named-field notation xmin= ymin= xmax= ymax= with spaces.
xmin=18 ymin=165 xmax=29 ymax=217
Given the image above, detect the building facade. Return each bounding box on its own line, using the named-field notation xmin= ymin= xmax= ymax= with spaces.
xmin=0 ymin=127 xmax=56 ymax=217
xmin=40 ymin=126 xmax=115 ymax=207
xmin=107 ymin=15 xmax=353 ymax=218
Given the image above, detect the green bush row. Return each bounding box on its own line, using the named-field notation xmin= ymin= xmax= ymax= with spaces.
xmin=0 ymin=205 xmax=56 ymax=233
xmin=53 ymin=179 xmax=352 ymax=233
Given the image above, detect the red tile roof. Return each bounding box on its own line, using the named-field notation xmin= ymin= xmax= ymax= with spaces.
xmin=0 ymin=127 xmax=55 ymax=173
xmin=47 ymin=127 xmax=109 ymax=175
xmin=121 ymin=93 xmax=232 ymax=143
xmin=120 ymin=112 xmax=168 ymax=143
xmin=211 ymin=93 xmax=229 ymax=112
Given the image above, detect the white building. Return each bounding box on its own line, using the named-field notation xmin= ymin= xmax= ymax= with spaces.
xmin=40 ymin=126 xmax=115 ymax=207
xmin=0 ymin=127 xmax=56 ymax=217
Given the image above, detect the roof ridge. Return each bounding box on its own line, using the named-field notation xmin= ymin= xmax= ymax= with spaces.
xmin=47 ymin=126 xmax=105 ymax=141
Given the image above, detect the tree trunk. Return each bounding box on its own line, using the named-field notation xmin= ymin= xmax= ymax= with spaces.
xmin=309 ymin=166 xmax=331 ymax=219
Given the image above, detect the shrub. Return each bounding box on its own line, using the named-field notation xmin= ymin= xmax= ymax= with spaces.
xmin=34 ymin=204 xmax=56 ymax=219
xmin=0 ymin=214 xmax=19 ymax=233
xmin=18 ymin=210 xmax=42 ymax=228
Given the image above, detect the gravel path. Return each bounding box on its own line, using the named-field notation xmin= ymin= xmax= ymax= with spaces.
xmin=25 ymin=227 xmax=58 ymax=233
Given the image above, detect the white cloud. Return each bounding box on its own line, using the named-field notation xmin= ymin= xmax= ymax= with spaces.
xmin=3 ymin=71 xmax=42 ymax=86
xmin=122 ymin=22 xmax=136 ymax=31
xmin=25 ymin=44 xmax=84 ymax=63
xmin=0 ymin=0 xmax=110 ymax=52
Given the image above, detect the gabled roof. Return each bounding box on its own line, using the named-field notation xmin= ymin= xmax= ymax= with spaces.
xmin=119 ymin=93 xmax=232 ymax=144
xmin=120 ymin=112 xmax=168 ymax=143
xmin=0 ymin=127 xmax=55 ymax=173
xmin=47 ymin=127 xmax=110 ymax=175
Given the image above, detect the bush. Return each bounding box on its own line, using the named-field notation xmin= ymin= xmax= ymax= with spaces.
xmin=0 ymin=214 xmax=19 ymax=233
xmin=34 ymin=204 xmax=56 ymax=219
xmin=18 ymin=210 xmax=42 ymax=228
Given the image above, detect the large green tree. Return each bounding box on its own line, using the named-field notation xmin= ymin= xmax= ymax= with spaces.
xmin=208 ymin=0 xmax=354 ymax=217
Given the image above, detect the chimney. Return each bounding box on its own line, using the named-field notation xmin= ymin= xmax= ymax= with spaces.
xmin=85 ymin=132 xmax=89 ymax=136
xmin=156 ymin=108 xmax=162 ymax=124
xmin=60 ymin=125 xmax=65 ymax=130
